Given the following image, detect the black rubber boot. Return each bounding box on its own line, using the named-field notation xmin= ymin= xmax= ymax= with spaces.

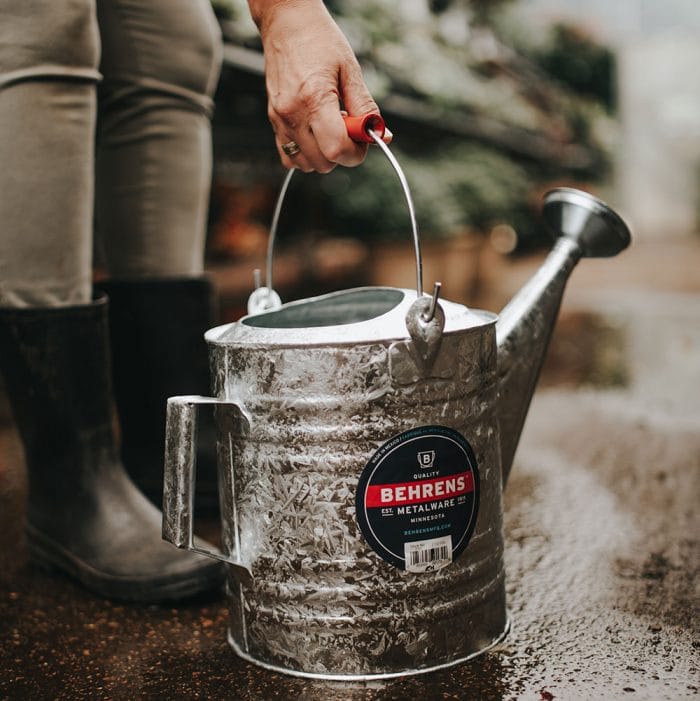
xmin=96 ymin=277 xmax=219 ymax=512
xmin=0 ymin=297 xmax=224 ymax=602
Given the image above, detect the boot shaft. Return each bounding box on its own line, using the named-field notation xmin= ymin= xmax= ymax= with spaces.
xmin=0 ymin=297 xmax=118 ymax=485
xmin=97 ymin=277 xmax=216 ymax=410
xmin=96 ymin=277 xmax=218 ymax=505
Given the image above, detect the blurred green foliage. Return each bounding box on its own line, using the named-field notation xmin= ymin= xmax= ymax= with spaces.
xmin=216 ymin=0 xmax=616 ymax=249
xmin=532 ymin=23 xmax=616 ymax=113
xmin=316 ymin=141 xmax=531 ymax=241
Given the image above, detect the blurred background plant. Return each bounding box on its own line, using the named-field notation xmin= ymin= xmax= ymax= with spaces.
xmin=209 ymin=0 xmax=616 ymax=258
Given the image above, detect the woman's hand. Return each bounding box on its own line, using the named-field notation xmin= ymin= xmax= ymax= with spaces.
xmin=248 ymin=0 xmax=390 ymax=172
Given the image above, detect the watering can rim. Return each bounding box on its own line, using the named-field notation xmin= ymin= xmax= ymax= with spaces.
xmin=206 ymin=285 xmax=496 ymax=348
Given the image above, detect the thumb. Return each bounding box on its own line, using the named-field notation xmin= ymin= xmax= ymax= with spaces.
xmin=339 ymin=61 xmax=392 ymax=143
xmin=339 ymin=59 xmax=379 ymax=120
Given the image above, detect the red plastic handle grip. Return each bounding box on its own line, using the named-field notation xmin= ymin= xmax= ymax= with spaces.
xmin=343 ymin=113 xmax=386 ymax=143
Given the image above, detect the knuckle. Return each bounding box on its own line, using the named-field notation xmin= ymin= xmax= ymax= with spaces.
xmin=298 ymin=74 xmax=340 ymax=121
xmin=270 ymin=93 xmax=300 ymax=127
xmin=323 ymin=143 xmax=345 ymax=164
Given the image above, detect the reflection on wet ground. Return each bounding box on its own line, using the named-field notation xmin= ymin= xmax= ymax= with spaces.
xmin=1 ymin=283 xmax=699 ymax=700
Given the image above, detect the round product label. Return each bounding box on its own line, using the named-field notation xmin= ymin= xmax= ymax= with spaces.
xmin=355 ymin=425 xmax=480 ymax=572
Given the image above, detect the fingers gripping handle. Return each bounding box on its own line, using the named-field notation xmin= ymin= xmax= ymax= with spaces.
xmin=162 ymin=396 xmax=253 ymax=584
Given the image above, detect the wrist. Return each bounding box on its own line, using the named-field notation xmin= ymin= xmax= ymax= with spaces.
xmin=247 ymin=0 xmax=325 ymax=32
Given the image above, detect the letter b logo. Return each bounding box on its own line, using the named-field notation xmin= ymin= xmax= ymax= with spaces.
xmin=417 ymin=450 xmax=435 ymax=469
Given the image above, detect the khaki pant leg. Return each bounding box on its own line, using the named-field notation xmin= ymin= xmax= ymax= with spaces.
xmin=0 ymin=0 xmax=100 ymax=307
xmin=94 ymin=0 xmax=223 ymax=279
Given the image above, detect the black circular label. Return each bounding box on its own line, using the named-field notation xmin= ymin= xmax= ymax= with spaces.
xmin=355 ymin=425 xmax=480 ymax=572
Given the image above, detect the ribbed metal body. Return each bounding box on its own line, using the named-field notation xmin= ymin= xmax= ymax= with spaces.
xmin=206 ymin=296 xmax=508 ymax=679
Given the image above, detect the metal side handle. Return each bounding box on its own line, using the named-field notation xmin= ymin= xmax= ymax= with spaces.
xmin=162 ymin=395 xmax=253 ymax=584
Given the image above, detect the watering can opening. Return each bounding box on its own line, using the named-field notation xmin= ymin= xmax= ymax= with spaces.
xmin=241 ymin=287 xmax=406 ymax=329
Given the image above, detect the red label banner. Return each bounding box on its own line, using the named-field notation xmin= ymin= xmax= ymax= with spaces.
xmin=365 ymin=470 xmax=475 ymax=508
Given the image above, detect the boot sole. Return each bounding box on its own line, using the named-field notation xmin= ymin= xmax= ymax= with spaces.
xmin=26 ymin=524 xmax=225 ymax=604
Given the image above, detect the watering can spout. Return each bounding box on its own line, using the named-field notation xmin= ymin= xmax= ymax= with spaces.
xmin=496 ymin=188 xmax=631 ymax=485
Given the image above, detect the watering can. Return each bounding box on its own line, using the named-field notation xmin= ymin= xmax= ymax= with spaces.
xmin=162 ymin=115 xmax=631 ymax=679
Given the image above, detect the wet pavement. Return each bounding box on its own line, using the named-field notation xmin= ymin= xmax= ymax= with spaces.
xmin=1 ymin=240 xmax=699 ymax=700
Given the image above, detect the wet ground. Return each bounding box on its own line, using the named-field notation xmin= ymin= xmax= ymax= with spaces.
xmin=1 ymin=239 xmax=699 ymax=700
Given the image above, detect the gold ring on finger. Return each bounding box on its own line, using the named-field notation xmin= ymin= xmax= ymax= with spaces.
xmin=281 ymin=140 xmax=301 ymax=157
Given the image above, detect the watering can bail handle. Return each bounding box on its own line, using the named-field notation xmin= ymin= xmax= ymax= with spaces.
xmin=250 ymin=112 xmax=424 ymax=313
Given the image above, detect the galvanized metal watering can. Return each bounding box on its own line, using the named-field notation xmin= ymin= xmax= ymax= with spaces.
xmin=162 ymin=115 xmax=631 ymax=679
